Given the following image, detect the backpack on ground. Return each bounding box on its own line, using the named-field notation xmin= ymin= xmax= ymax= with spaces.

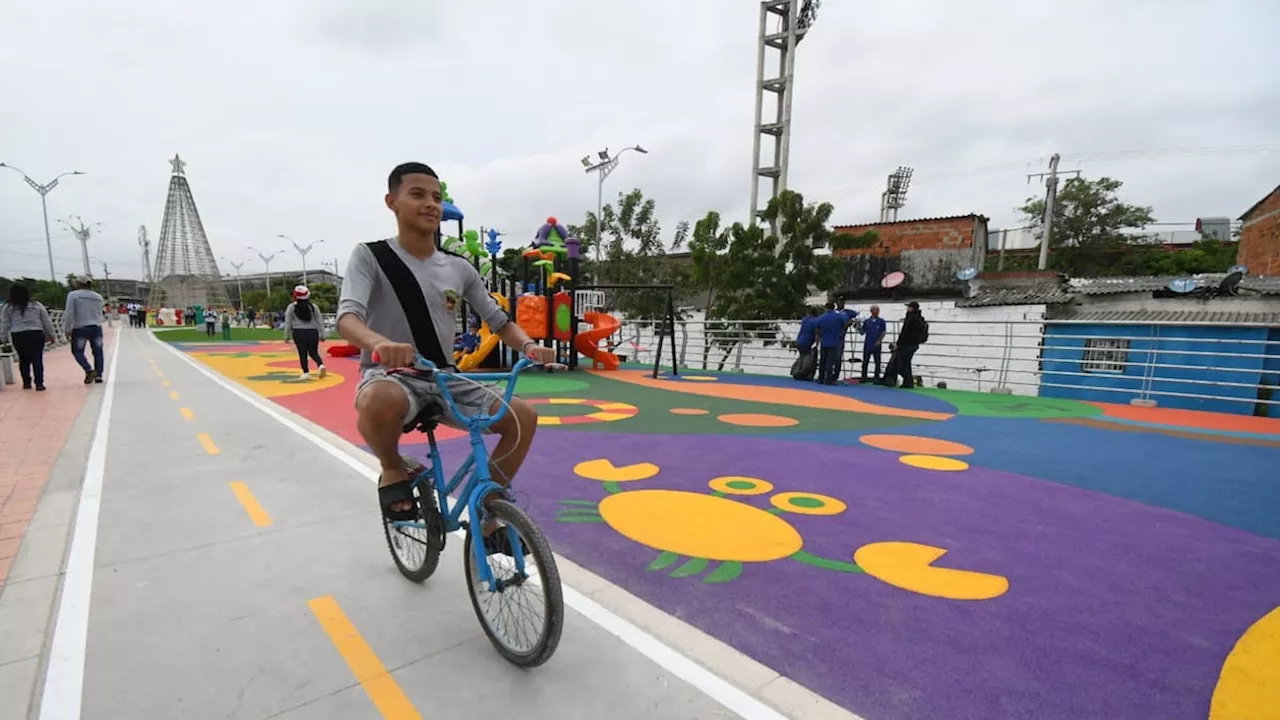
xmin=791 ymin=350 xmax=816 ymax=381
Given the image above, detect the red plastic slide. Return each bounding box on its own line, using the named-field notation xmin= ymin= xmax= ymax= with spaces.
xmin=574 ymin=311 xmax=621 ymax=370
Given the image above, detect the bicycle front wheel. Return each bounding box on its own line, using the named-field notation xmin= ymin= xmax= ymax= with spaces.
xmin=463 ymin=498 xmax=564 ymax=667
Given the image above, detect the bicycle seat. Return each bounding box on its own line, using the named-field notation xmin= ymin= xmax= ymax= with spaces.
xmin=402 ymin=402 xmax=444 ymax=434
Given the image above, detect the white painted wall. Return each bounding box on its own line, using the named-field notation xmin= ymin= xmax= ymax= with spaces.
xmin=614 ymin=302 xmax=1048 ymax=394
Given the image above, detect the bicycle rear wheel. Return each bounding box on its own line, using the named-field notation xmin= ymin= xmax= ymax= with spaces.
xmin=464 ymin=498 xmax=564 ymax=667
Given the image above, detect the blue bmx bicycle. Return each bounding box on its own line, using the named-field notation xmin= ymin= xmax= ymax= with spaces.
xmin=377 ymin=353 xmax=564 ymax=667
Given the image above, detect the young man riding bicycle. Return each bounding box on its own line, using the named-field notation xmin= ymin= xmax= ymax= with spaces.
xmin=336 ymin=162 xmax=555 ymax=550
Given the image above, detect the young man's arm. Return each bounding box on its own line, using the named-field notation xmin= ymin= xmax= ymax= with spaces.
xmin=460 ymin=262 xmax=546 ymax=360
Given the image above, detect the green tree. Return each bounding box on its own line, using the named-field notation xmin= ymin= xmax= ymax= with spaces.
xmin=0 ymin=276 xmax=72 ymax=310
xmin=689 ymin=190 xmax=841 ymax=369
xmin=308 ymin=282 xmax=339 ymax=312
xmin=1020 ymin=176 xmax=1156 ymax=276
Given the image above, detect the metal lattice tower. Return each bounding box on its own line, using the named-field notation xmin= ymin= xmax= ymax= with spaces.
xmin=749 ymin=0 xmax=819 ymax=225
xmin=147 ymin=155 xmax=230 ymax=309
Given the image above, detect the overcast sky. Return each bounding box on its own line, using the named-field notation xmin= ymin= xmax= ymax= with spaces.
xmin=2 ymin=0 xmax=1277 ymax=282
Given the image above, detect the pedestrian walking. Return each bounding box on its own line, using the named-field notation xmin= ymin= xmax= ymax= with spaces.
xmin=1 ymin=284 xmax=57 ymax=391
xmin=64 ymin=275 xmax=106 ymax=384
xmin=284 ymin=286 xmax=326 ymax=379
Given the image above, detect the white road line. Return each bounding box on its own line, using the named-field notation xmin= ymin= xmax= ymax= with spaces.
xmin=39 ymin=327 xmax=123 ymax=720
xmin=151 ymin=333 xmax=790 ymax=720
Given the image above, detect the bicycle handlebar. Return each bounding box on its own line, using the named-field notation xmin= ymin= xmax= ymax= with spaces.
xmin=371 ymin=351 xmax=559 ymax=429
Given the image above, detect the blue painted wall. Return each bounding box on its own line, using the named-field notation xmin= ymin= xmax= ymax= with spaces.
xmin=1040 ymin=322 xmax=1270 ymax=415
xmin=1261 ymin=328 xmax=1280 ymax=418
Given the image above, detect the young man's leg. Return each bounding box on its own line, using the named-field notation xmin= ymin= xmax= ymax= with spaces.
xmin=354 ymin=377 xmax=412 ymax=511
xmin=88 ymin=325 xmax=104 ymax=377
xmin=69 ymin=329 xmax=93 ymax=376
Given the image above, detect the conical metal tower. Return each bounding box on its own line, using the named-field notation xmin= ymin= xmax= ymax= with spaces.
xmin=147 ymin=155 xmax=230 ymax=309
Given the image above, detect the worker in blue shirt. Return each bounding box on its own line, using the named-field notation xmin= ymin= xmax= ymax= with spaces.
xmin=815 ymin=302 xmax=849 ymax=384
xmin=858 ymin=304 xmax=887 ymax=382
xmin=796 ymin=307 xmax=819 ymax=356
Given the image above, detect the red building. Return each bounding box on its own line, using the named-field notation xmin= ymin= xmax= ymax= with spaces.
xmin=1238 ymin=185 xmax=1280 ymax=276
xmin=832 ymin=214 xmax=989 ymax=257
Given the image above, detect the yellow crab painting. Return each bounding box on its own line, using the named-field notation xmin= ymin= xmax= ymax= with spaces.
xmin=558 ymin=458 xmax=1010 ymax=600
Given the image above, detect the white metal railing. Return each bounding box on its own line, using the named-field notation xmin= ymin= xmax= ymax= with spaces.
xmin=606 ymin=317 xmax=1280 ymax=413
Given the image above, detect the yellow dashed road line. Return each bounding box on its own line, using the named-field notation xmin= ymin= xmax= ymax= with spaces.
xmin=196 ymin=433 xmax=219 ymax=455
xmin=308 ymin=596 xmax=423 ymax=719
xmin=228 ymin=482 xmax=273 ymax=527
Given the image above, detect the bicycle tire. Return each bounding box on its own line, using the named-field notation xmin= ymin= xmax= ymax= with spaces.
xmin=464 ymin=498 xmax=564 ymax=667
xmin=383 ymin=474 xmax=445 ymax=583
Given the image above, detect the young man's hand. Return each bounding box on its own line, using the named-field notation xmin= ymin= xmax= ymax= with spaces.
xmin=372 ymin=339 xmax=416 ymax=368
xmin=525 ymin=344 xmax=557 ymax=364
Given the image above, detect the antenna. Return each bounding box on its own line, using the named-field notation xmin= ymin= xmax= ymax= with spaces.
xmin=1166 ymin=277 xmax=1197 ymax=294
xmin=881 ymin=270 xmax=907 ymax=289
xmin=1228 ymin=264 xmax=1248 ymax=276
xmin=955 ymin=266 xmax=978 ymax=281
xmin=1218 ymin=271 xmax=1243 ymax=296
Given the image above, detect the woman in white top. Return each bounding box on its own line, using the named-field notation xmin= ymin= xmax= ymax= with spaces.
xmin=0 ymin=284 xmax=57 ymax=390
xmin=283 ymin=285 xmax=327 ymax=379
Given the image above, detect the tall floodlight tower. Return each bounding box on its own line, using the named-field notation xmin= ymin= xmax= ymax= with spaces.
xmin=878 ymin=167 xmax=913 ymax=222
xmin=147 ymin=155 xmax=230 ymax=309
xmin=138 ymin=225 xmax=154 ymax=282
xmin=748 ymin=0 xmax=819 ymax=226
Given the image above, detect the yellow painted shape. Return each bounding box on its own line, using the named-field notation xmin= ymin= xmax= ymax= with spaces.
xmin=854 ymin=541 xmax=1009 ymax=601
xmin=860 ymin=434 xmax=975 ymax=456
xmin=308 ymin=596 xmax=423 ymax=720
xmin=717 ymin=413 xmax=799 ymax=427
xmin=228 ymin=481 xmax=273 ymax=527
xmin=599 ymin=489 xmax=802 ymax=562
xmin=161 ymin=379 xmax=172 ymax=387
xmin=1210 ymin=606 xmax=1280 ymax=719
xmin=899 ymin=454 xmax=970 ymax=472
xmin=574 ymin=458 xmax=659 ymax=482
xmin=179 ymin=407 xmax=195 ymax=421
xmin=197 ymin=433 xmax=220 ymax=455
xmin=169 ymin=390 xmax=180 ymax=400
xmin=538 ymin=416 xmax=563 ymax=426
xmin=681 ymin=375 xmax=718 ymax=381
xmin=770 ymin=491 xmax=847 ymax=516
xmin=190 ymin=348 xmax=343 ymax=398
xmin=597 ymin=402 xmax=637 ymax=411
xmin=708 ymin=476 xmax=774 ymax=496
xmin=589 ymin=411 xmax=635 ymax=422
xmin=604 ymin=369 xmax=952 ymax=421
xmin=548 ymin=398 xmax=586 ymax=405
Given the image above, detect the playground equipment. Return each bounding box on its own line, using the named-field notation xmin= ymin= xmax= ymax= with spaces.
xmin=456 ymin=293 xmax=510 ymax=371
xmin=574 ymin=310 xmax=621 ymax=370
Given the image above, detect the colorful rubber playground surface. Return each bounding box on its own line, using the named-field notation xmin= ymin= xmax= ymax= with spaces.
xmin=171 ymin=338 xmax=1280 ymax=720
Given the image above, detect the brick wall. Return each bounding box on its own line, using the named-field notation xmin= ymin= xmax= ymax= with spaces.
xmin=834 ymin=216 xmax=980 ymax=256
xmin=1239 ymin=187 xmax=1280 ymax=275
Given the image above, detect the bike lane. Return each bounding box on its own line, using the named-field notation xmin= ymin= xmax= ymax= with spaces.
xmin=15 ymin=328 xmax=782 ymax=719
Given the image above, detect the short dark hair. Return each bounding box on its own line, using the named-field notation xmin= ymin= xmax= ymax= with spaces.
xmin=824 ymin=302 xmax=835 ymax=310
xmin=808 ymin=307 xmax=820 ymax=316
xmin=388 ymin=162 xmax=438 ymax=194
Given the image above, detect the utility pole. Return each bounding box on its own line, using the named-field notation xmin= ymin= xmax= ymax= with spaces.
xmin=221 ymin=257 xmax=245 ymax=310
xmin=0 ymin=163 xmax=85 ymax=281
xmin=58 ymin=215 xmax=101 ymax=278
xmin=138 ymin=225 xmax=153 ymax=282
xmin=247 ymin=247 xmax=282 ymax=295
xmin=277 ymin=234 xmax=324 ymax=286
xmin=1027 ymin=153 xmax=1080 ymax=270
xmin=582 ymin=145 xmax=648 ymax=266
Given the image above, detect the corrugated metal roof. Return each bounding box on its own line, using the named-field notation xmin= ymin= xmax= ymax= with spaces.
xmin=832 ymin=214 xmax=987 ymax=230
xmin=1048 ymin=309 xmax=1280 ymax=326
xmin=1070 ymin=274 xmax=1280 ymax=295
xmin=956 ymin=285 xmax=1074 ymax=307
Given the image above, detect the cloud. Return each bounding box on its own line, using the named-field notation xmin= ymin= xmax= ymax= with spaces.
xmin=1 ymin=0 xmax=1276 ymax=282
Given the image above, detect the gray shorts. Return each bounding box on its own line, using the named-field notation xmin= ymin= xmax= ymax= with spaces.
xmin=356 ymin=367 xmax=501 ymax=431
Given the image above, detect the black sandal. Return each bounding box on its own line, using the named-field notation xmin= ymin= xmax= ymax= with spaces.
xmin=378 ymin=479 xmax=419 ymax=522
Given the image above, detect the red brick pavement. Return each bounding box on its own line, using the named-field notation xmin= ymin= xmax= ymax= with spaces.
xmin=0 ymin=328 xmax=115 ymax=586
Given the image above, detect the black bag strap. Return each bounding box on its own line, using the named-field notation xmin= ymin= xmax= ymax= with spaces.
xmin=365 ymin=240 xmax=452 ymax=368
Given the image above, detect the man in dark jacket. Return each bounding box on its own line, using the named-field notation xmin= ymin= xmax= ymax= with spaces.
xmin=885 ymin=301 xmax=927 ymax=388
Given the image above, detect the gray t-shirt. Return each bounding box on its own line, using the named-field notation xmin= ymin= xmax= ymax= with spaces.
xmin=337 ymin=237 xmax=509 ymax=370
xmin=63 ymin=289 xmax=105 ymax=330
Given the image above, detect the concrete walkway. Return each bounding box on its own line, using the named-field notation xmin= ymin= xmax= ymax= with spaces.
xmin=0 ymin=328 xmax=793 ymax=719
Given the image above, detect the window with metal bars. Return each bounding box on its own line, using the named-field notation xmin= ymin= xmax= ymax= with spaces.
xmin=1082 ymin=338 xmax=1129 ymax=373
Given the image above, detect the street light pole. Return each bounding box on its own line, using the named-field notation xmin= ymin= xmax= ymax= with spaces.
xmin=0 ymin=163 xmax=85 ymax=281
xmin=221 ymin=257 xmax=245 ymax=310
xmin=247 ymin=247 xmax=282 ymax=294
xmin=582 ymin=145 xmax=647 ymax=266
xmin=277 ymin=234 xmax=324 ymax=286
